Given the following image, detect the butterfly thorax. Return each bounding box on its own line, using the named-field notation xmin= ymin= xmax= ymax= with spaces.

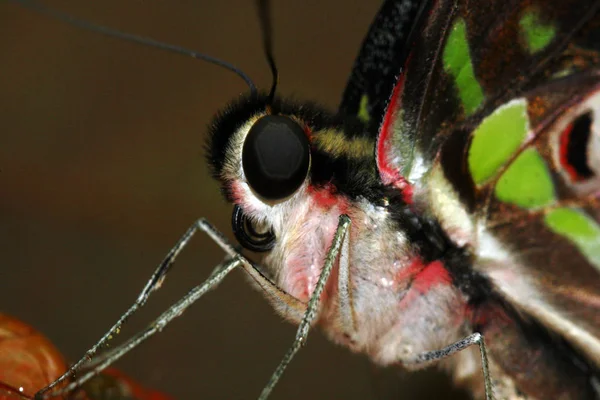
xmin=276 ymin=193 xmax=473 ymax=362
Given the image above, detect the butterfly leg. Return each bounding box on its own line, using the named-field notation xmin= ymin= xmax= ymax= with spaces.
xmin=337 ymin=216 xmax=357 ymax=334
xmin=258 ymin=214 xmax=352 ymax=400
xmin=35 ymin=218 xmax=248 ymax=399
xmin=403 ymin=332 xmax=494 ymax=400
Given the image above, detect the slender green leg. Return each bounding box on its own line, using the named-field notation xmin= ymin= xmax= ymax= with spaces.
xmin=258 ymin=214 xmax=351 ymax=400
xmin=403 ymin=332 xmax=495 ymax=400
xmin=35 ymin=218 xmax=246 ymax=400
xmin=336 ymin=219 xmax=356 ymax=334
xmin=55 ymin=257 xmax=241 ymax=397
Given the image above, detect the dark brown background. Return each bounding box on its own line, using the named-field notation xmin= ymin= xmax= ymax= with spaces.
xmin=0 ymin=1 xmax=469 ymax=399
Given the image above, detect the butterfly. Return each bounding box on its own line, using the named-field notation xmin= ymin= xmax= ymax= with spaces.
xmin=199 ymin=0 xmax=600 ymax=398
xmin=5 ymin=0 xmax=600 ymax=399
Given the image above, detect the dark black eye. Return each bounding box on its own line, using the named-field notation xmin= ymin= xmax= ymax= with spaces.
xmin=242 ymin=115 xmax=310 ymax=200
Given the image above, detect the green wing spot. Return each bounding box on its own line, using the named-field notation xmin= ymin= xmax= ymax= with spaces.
xmin=520 ymin=11 xmax=556 ymax=53
xmin=468 ymin=99 xmax=529 ymax=184
xmin=443 ymin=19 xmax=484 ymax=115
xmin=545 ymin=208 xmax=600 ymax=270
xmin=358 ymin=95 xmax=370 ymax=122
xmin=495 ymin=148 xmax=555 ymax=209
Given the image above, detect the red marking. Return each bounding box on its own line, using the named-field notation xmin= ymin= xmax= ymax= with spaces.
xmin=303 ymin=124 xmax=313 ymax=139
xmin=395 ymin=257 xmax=427 ymax=283
xmin=377 ymin=55 xmax=414 ymax=204
xmin=229 ymin=182 xmax=246 ymax=204
xmin=377 ymin=71 xmax=404 ymax=183
xmin=559 ymin=122 xmax=585 ymax=182
xmin=308 ymin=184 xmax=348 ymax=212
xmin=412 ymin=260 xmax=452 ymax=292
xmin=397 ymin=258 xmax=452 ymax=293
xmin=397 ymin=258 xmax=452 ymax=308
xmin=229 ymin=181 xmax=261 ymax=216
xmin=398 ymin=179 xmax=414 ymax=204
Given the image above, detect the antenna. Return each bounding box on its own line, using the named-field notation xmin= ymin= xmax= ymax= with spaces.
xmin=257 ymin=0 xmax=278 ymax=103
xmin=8 ymin=0 xmax=258 ymax=95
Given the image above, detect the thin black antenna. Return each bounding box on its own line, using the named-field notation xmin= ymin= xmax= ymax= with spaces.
xmin=257 ymin=0 xmax=278 ymax=103
xmin=8 ymin=0 xmax=257 ymax=95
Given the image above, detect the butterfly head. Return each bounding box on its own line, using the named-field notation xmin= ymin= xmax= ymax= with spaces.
xmin=206 ymin=93 xmax=377 ymax=252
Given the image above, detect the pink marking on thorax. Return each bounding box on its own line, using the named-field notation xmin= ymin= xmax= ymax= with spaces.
xmin=398 ymin=258 xmax=453 ymax=307
xmin=284 ymin=214 xmax=339 ymax=303
xmin=395 ymin=257 xmax=427 ymax=284
xmin=308 ymin=184 xmax=349 ymax=212
xmin=412 ymin=260 xmax=452 ymax=292
xmin=377 ymin=55 xmax=414 ymax=204
xmin=280 ymin=188 xmax=348 ymax=304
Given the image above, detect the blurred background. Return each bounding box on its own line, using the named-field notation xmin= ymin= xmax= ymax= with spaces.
xmin=0 ymin=1 xmax=469 ymax=399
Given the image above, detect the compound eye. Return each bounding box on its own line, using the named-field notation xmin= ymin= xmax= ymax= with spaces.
xmin=242 ymin=115 xmax=310 ymax=200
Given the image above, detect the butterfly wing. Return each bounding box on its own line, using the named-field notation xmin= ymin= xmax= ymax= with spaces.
xmin=341 ymin=0 xmax=600 ymax=396
xmin=339 ymin=0 xmax=425 ymax=134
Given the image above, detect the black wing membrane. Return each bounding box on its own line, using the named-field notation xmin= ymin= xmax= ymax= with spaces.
xmin=339 ymin=0 xmax=426 ymax=134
